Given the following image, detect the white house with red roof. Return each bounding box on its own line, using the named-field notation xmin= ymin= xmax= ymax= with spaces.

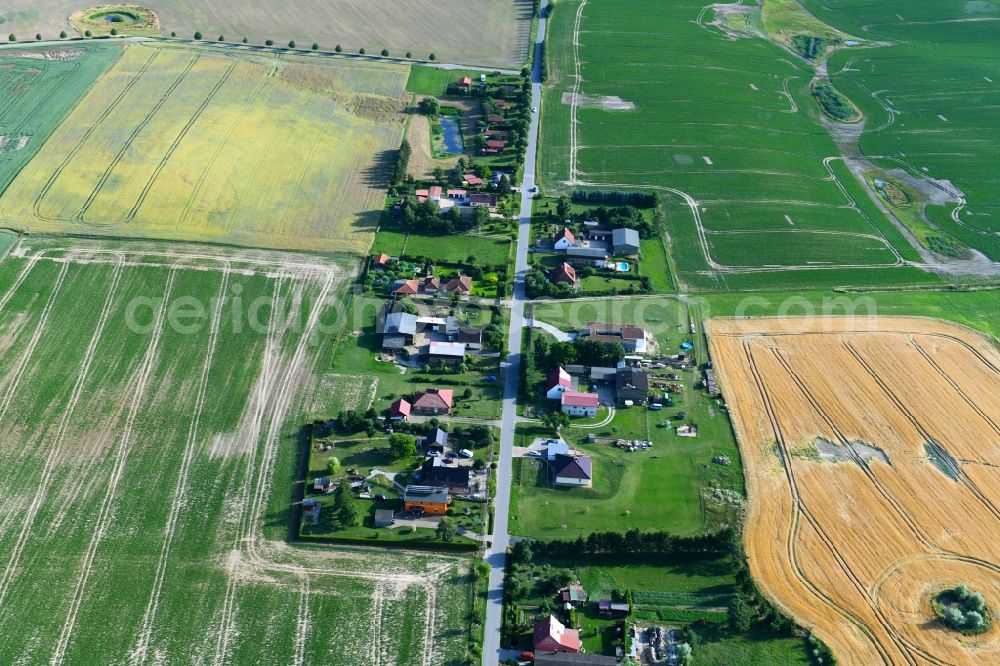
xmin=544 ymin=367 xmax=573 ymax=400
xmin=560 ymin=391 xmax=600 ymax=417
xmin=532 ymin=615 xmax=581 ymax=653
xmin=553 ymin=227 xmax=576 ymax=250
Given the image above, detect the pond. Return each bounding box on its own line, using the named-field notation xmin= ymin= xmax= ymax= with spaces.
xmin=439 ymin=115 xmax=463 ymax=155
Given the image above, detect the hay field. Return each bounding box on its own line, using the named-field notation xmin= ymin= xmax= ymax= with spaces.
xmin=0 ymin=237 xmax=470 ymax=665
xmin=708 ymin=316 xmax=1000 ymax=665
xmin=0 ymin=43 xmax=408 ymax=255
xmin=539 ymin=0 xmax=935 ymax=290
xmin=0 ymin=0 xmax=533 ymax=67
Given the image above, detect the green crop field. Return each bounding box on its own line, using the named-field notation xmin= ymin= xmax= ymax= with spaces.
xmin=0 ymin=42 xmax=409 ymax=256
xmin=537 ymin=0 xmax=959 ymax=290
xmin=0 ymin=44 xmax=119 ymax=194
xmin=812 ymin=0 xmax=1000 ymax=260
xmin=0 ymin=237 xmax=471 ymax=665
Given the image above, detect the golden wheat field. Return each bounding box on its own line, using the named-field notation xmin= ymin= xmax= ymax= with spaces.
xmin=707 ymin=316 xmax=1000 ymax=666
xmin=0 ymin=42 xmax=408 ymax=255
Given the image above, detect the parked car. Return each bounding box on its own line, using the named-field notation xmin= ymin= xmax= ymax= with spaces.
xmin=648 ymin=403 xmax=663 ymax=411
xmin=458 ymin=448 xmax=474 ymax=458
xmin=484 ymin=375 xmax=498 ymax=382
xmin=527 ymin=450 xmax=541 ymax=457
xmin=428 ymin=450 xmax=439 ymax=457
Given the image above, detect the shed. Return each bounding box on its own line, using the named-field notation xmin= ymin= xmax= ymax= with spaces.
xmin=374 ymin=509 xmax=395 ymax=527
xmin=611 ymin=228 xmax=640 ymax=255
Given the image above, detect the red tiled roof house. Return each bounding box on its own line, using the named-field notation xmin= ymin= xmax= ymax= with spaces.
xmin=533 ymin=615 xmax=581 ymax=653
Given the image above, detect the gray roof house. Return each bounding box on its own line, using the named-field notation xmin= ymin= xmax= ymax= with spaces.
xmin=612 ymin=228 xmax=640 ymax=255
xmin=615 ymin=367 xmax=649 ymax=405
xmin=423 ymin=427 xmax=449 ymax=451
xmin=382 ymin=311 xmax=418 ymax=350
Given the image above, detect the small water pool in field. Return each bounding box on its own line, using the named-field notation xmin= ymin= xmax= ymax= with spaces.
xmin=95 ymin=10 xmax=140 ymax=23
xmin=439 ymin=116 xmax=463 ymax=154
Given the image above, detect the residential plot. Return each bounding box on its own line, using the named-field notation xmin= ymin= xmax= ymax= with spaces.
xmin=708 ymin=316 xmax=1000 ymax=665
xmin=0 ymin=238 xmax=469 ymax=665
xmin=0 ymin=43 xmax=409 ymax=255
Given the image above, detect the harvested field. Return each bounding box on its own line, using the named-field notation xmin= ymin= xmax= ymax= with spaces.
xmin=1 ymin=0 xmax=533 ymax=67
xmin=707 ymin=316 xmax=1000 ymax=665
xmin=0 ymin=43 xmax=408 ymax=256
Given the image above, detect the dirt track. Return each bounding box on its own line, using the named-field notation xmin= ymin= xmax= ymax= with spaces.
xmin=708 ymin=317 xmax=1000 ymax=666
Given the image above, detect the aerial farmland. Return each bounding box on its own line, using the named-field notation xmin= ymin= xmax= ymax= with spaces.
xmin=0 ymin=43 xmax=409 ymax=254
xmin=0 ymin=0 xmax=997 ymax=664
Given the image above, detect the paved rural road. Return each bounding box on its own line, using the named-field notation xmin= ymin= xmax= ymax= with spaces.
xmin=528 ymin=318 xmax=574 ymax=342
xmin=481 ymin=3 xmax=548 ymax=664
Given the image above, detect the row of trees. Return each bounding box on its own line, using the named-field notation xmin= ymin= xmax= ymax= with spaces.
xmin=527 ymin=527 xmax=737 ymax=559
xmin=533 ymin=336 xmax=627 ymax=371
xmin=571 ymin=190 xmax=659 ymax=208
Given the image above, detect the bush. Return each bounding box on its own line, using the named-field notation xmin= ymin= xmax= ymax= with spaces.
xmin=35 ymin=33 xmax=42 ymax=41
xmin=194 ymin=31 xmax=202 ymax=40
xmin=288 ymin=40 xmax=295 ymax=48
xmin=60 ymin=31 xmax=67 ymax=39
xmin=85 ymin=30 xmax=92 ymax=37
xmin=429 ymin=53 xmax=436 ymax=61
xmin=8 ymin=34 xmax=16 ymax=42
xmin=335 ymin=44 xmax=342 ymax=52
xmin=242 ymin=37 xmax=248 ymax=44
xmin=359 ymin=47 xmax=366 ymax=55
xmin=110 ymin=28 xmax=117 ymax=36
xmin=312 ymin=42 xmax=318 ymax=50
xmin=813 ymin=80 xmax=857 ymax=121
xmin=217 ymin=35 xmax=224 ymax=41
xmin=381 ymin=48 xmax=389 ymax=56
xmin=405 ymin=51 xmax=412 ymax=58
xmin=265 ymin=39 xmax=274 ymax=46
xmin=170 ymin=31 xmax=176 ymax=37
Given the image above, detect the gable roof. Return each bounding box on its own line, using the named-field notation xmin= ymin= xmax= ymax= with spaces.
xmin=443 ymin=275 xmax=473 ymax=293
xmin=545 ymin=367 xmax=572 ymax=392
xmin=403 ymin=485 xmax=449 ymax=504
xmin=424 ymin=427 xmax=449 ymax=448
xmin=616 ymin=367 xmax=649 ymax=392
xmin=428 ymin=341 xmax=466 ymax=358
xmin=469 ymin=193 xmax=497 ymax=206
xmin=554 ymin=227 xmax=576 ymax=245
xmin=550 ymin=262 xmax=577 ymax=285
xmin=389 ymin=398 xmax=411 ymax=418
xmin=561 ymin=391 xmax=600 ymax=408
xmin=422 ymin=276 xmax=440 ymax=290
xmin=458 ymin=76 xmax=472 ymax=85
xmin=384 ymin=311 xmax=417 ymax=336
xmin=412 ymin=388 xmax=453 ymax=410
xmin=392 ymin=279 xmax=419 ymax=295
xmin=532 ymin=615 xmax=581 ymax=652
xmin=552 ymin=454 xmax=592 ymax=480
xmin=534 ymin=653 xmax=617 ymax=665
xmin=421 ymin=458 xmax=471 ymax=486
xmin=464 ymin=173 xmax=483 ymax=186
xmin=373 ymin=253 xmax=390 ymax=266
xmin=612 ymin=227 xmax=640 ymax=248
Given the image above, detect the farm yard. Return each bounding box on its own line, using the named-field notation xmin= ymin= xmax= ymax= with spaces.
xmin=708 ymin=316 xmax=1000 ymax=665
xmin=0 ymin=237 xmax=471 ymax=665
xmin=0 ymin=0 xmax=534 ymax=68
xmin=0 ymin=42 xmax=409 ymax=255
xmin=537 ymin=0 xmax=962 ymax=290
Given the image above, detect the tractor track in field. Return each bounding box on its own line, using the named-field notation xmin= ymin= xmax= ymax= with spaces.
xmin=175 ymin=63 xmax=274 ymax=230
xmin=0 ymin=258 xmax=71 ymax=425
xmin=740 ymin=338 xmax=897 ymax=665
xmin=77 ymin=54 xmax=201 ymax=225
xmin=566 ymin=0 xmax=588 ymax=185
xmin=292 ymin=574 xmax=310 ymax=666
xmin=370 ymin=582 xmax=385 ymax=666
xmin=844 ymin=337 xmax=1000 ymax=529
xmin=129 ymin=263 xmax=231 ymax=666
xmin=31 ymin=48 xmax=161 ymax=223
xmin=123 ymin=61 xmax=238 ymax=226
xmin=51 ymin=268 xmax=177 ymax=666
xmin=0 ymin=254 xmax=124 ymax=613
